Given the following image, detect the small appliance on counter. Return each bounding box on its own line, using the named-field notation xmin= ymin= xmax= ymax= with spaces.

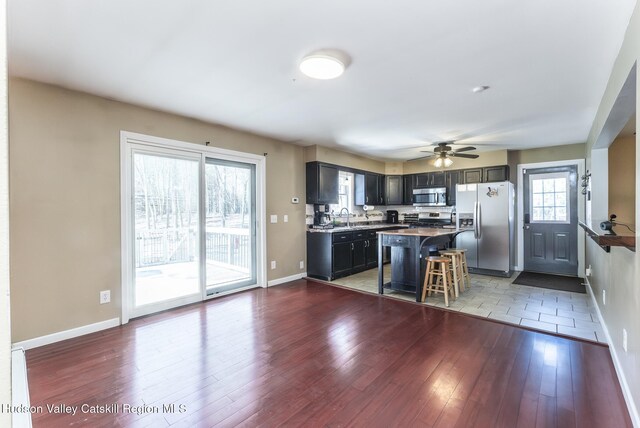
xmin=312 ymin=204 xmax=333 ymax=229
xmin=386 ymin=210 xmax=399 ymax=224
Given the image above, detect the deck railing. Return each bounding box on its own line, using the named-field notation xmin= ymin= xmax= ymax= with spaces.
xmin=135 ymin=227 xmax=250 ymax=272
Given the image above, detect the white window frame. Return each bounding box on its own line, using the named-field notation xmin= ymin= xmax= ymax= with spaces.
xmin=120 ymin=131 xmax=267 ymax=324
xmin=528 ymin=171 xmax=571 ymax=224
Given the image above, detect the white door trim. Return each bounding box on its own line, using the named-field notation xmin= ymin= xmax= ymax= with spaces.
xmin=120 ymin=131 xmax=267 ymax=324
xmin=516 ymin=159 xmax=585 ymax=276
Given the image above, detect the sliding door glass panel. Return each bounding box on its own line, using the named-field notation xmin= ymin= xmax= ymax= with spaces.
xmin=205 ymin=158 xmax=256 ymax=294
xmin=133 ymin=152 xmax=200 ymax=307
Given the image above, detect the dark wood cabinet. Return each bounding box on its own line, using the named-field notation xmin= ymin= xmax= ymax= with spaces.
xmin=445 ymin=170 xmax=460 ymax=206
xmin=306 ymin=162 xmax=339 ymax=204
xmin=352 ymin=240 xmax=366 ymax=271
xmin=378 ymin=175 xmax=386 ymax=205
xmin=365 ymin=231 xmax=378 ymax=268
xmin=403 ymin=175 xmax=415 ymax=205
xmin=483 ymin=165 xmax=510 ymax=182
xmin=332 ymin=241 xmax=353 ymax=277
xmin=431 ymin=171 xmax=446 ymax=186
xmin=356 ymin=172 xmax=384 ymax=205
xmin=462 ymin=168 xmax=483 ymax=184
xmin=385 ymin=175 xmax=403 ymax=205
xmin=415 ymin=172 xmax=446 ymax=188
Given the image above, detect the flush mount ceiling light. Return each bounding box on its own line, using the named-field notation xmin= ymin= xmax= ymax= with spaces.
xmin=299 ymin=50 xmax=350 ymax=80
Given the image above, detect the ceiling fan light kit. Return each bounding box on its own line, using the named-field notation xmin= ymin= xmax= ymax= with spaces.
xmin=409 ymin=141 xmax=480 ymax=164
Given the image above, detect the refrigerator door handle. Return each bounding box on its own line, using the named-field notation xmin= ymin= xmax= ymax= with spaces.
xmin=473 ymin=202 xmax=478 ymax=239
xmin=477 ymin=202 xmax=482 ymax=239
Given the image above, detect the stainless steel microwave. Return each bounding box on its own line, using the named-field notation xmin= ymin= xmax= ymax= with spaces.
xmin=413 ymin=187 xmax=447 ymax=207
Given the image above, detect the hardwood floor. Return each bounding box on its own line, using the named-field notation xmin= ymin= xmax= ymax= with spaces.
xmin=26 ymin=279 xmax=631 ymax=427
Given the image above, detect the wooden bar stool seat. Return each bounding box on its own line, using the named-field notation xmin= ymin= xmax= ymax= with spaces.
xmin=443 ymin=248 xmax=471 ymax=290
xmin=421 ymin=256 xmax=454 ymax=307
xmin=439 ymin=251 xmax=465 ymax=297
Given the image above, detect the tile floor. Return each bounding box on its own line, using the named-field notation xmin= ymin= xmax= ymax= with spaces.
xmin=328 ymin=268 xmax=606 ymax=344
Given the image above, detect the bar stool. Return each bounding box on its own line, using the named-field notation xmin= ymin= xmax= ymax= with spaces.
xmin=444 ymin=248 xmax=471 ymax=290
xmin=439 ymin=251 xmax=465 ymax=297
xmin=421 ymin=256 xmax=454 ymax=307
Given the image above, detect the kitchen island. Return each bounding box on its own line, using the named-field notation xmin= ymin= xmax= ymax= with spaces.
xmin=377 ymin=228 xmax=463 ymax=302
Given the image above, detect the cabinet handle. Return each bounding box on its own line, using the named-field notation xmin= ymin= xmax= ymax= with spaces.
xmin=351 ymin=243 xmax=354 ymax=250
xmin=366 ymin=196 xmax=369 ymax=203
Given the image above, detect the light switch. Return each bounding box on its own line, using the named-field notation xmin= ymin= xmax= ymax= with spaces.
xmin=284 ymin=215 xmax=289 ymax=223
xmin=270 ymin=215 xmax=278 ymax=223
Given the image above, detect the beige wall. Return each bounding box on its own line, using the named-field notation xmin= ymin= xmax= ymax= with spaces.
xmin=0 ymin=1 xmax=11 ymax=424
xmin=9 ymin=78 xmax=306 ymax=342
xmin=609 ymin=135 xmax=636 ymax=233
xmin=306 ymin=144 xmax=386 ymax=174
xmin=584 ymin=0 xmax=640 ymax=423
xmin=507 ymin=143 xmax=586 ymax=181
xmin=402 ymin=149 xmax=508 ymax=174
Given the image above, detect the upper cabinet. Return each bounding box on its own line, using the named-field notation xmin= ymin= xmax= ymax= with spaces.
xmin=403 ymin=175 xmax=415 ymax=205
xmin=462 ymin=168 xmax=483 ymax=184
xmin=306 ymin=162 xmax=339 ymax=204
xmin=445 ymin=170 xmax=461 ymax=206
xmin=415 ymin=171 xmax=446 ymax=188
xmin=385 ymin=175 xmax=403 ymax=205
xmin=356 ymin=172 xmax=384 ymax=205
xmin=483 ymin=165 xmax=510 ymax=182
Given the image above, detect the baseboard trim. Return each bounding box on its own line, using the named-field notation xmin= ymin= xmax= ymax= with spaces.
xmin=585 ymin=279 xmax=640 ymax=427
xmin=267 ymin=272 xmax=307 ymax=287
xmin=12 ymin=318 xmax=121 ymax=351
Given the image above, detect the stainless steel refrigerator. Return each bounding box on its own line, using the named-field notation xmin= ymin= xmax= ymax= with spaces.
xmin=455 ymin=181 xmax=514 ymax=276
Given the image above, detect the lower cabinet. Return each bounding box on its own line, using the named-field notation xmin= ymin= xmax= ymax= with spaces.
xmin=307 ymin=228 xmax=385 ymax=281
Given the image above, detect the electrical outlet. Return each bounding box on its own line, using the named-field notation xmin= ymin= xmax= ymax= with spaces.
xmin=100 ymin=290 xmax=111 ymax=304
xmin=299 ymin=261 xmax=304 ymax=269
xmin=270 ymin=215 xmax=278 ymax=224
xmin=602 ymin=289 xmax=606 ymax=305
xmin=291 ymin=197 xmax=299 ymax=204
xmin=623 ymin=329 xmax=628 ymax=352
xmin=586 ymin=265 xmax=592 ymax=277
xmin=284 ymin=215 xmax=289 ymax=223
xmin=271 ymin=260 xmax=276 ymax=270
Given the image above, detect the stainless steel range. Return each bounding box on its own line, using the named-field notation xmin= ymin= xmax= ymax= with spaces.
xmin=404 ymin=212 xmax=453 ymax=228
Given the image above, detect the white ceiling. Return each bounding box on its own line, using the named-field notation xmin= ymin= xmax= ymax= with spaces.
xmin=8 ymin=0 xmax=637 ymax=160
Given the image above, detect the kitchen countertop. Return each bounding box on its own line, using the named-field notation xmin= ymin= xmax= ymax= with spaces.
xmin=376 ymin=227 xmax=460 ymax=237
xmin=307 ymin=224 xmax=409 ymax=233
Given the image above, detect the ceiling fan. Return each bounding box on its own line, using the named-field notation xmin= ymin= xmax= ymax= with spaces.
xmin=408 ymin=141 xmax=479 ymax=167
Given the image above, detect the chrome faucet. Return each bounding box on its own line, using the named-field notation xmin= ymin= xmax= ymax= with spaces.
xmin=339 ymin=207 xmax=351 ymax=227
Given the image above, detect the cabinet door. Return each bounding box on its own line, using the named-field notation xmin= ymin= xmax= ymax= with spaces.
xmin=463 ymin=168 xmax=483 ymax=184
xmin=403 ymin=175 xmax=415 ymax=205
xmin=378 ymin=175 xmax=386 ymax=205
xmin=385 ymin=175 xmax=403 ymax=205
xmin=366 ymin=238 xmax=378 ymax=268
xmin=319 ymin=164 xmax=339 ymax=203
xmin=445 ymin=170 xmax=460 ymax=206
xmin=483 ymin=165 xmax=510 ymax=182
xmin=332 ymin=242 xmax=353 ymax=277
xmin=415 ymin=174 xmax=431 ymax=188
xmin=431 ymin=171 xmax=446 ymax=186
xmin=354 ymin=173 xmax=365 ymax=206
xmin=352 ymin=240 xmax=366 ymax=271
xmin=365 ymin=174 xmax=378 ymax=205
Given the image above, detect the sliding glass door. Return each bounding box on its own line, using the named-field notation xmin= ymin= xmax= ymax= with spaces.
xmin=205 ymin=159 xmax=256 ymax=294
xmin=122 ymin=132 xmax=264 ymax=321
xmin=132 ymin=150 xmax=201 ymax=314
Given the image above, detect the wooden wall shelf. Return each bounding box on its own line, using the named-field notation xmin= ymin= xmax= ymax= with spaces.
xmin=579 ymin=221 xmax=635 ymax=252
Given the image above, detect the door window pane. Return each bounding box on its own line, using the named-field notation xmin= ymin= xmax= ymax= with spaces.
xmin=133 ymin=153 xmax=200 ymax=307
xmin=529 ymin=172 xmax=569 ymax=223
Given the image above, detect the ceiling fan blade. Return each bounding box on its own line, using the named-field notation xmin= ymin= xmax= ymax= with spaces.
xmin=451 ymin=153 xmax=479 ymax=159
xmin=407 ymin=155 xmax=435 ymax=161
xmin=419 ymin=150 xmax=434 ymax=154
xmin=454 ymin=146 xmax=476 ymax=153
